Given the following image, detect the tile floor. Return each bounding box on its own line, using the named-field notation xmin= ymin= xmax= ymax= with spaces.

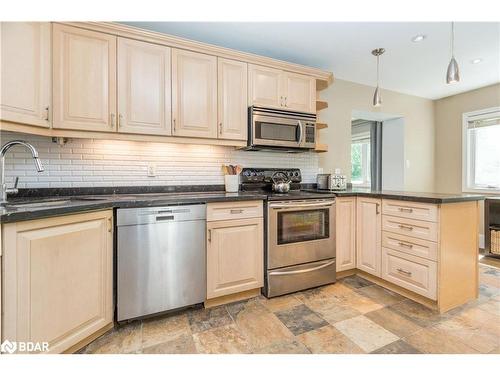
xmin=82 ymin=262 xmax=500 ymax=354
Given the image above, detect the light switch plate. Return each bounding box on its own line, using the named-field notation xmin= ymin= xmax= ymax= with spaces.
xmin=147 ymin=163 xmax=157 ymax=177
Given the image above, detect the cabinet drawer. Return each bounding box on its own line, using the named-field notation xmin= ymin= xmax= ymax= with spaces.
xmin=207 ymin=200 xmax=263 ymax=221
xmin=382 ymin=199 xmax=438 ymax=222
xmin=382 ymin=248 xmax=437 ymax=300
xmin=382 ymin=215 xmax=438 ymax=242
xmin=382 ymin=231 xmax=438 ymax=261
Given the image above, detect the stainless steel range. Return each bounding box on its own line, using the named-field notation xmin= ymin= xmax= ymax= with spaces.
xmin=241 ymin=168 xmax=336 ymax=297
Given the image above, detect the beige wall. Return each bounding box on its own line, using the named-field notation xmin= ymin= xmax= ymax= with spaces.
xmin=318 ymin=79 xmax=435 ymax=192
xmin=434 ymin=83 xmax=500 ymax=241
xmin=434 ymin=83 xmax=500 ymax=194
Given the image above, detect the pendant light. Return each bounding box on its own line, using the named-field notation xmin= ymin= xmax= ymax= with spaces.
xmin=446 ymin=22 xmax=460 ymax=84
xmin=372 ymin=48 xmax=385 ymax=107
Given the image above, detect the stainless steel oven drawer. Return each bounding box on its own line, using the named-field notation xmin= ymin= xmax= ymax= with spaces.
xmin=265 ymin=258 xmax=336 ymax=297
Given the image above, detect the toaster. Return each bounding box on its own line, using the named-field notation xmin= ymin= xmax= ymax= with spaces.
xmin=317 ymin=173 xmax=347 ymax=191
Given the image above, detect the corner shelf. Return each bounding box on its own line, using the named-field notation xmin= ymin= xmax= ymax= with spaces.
xmin=314 ymin=143 xmax=328 ymax=153
xmin=316 ymin=100 xmax=328 ymax=111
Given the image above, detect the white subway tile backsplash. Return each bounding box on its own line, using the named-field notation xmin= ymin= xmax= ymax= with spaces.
xmin=1 ymin=131 xmax=320 ymax=188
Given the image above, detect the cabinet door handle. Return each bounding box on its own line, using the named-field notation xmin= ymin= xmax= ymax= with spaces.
xmin=397 ymin=268 xmax=412 ymax=277
xmin=280 ymin=96 xmax=284 ymax=107
xmin=107 ymin=217 xmax=113 ymax=233
xmin=399 ymin=207 xmax=414 ymax=213
xmin=208 ymin=229 xmax=211 ymax=242
xmin=284 ymin=96 xmax=288 ymax=107
xmin=219 ymin=122 xmax=223 ymax=135
xmin=110 ymin=113 xmax=116 ymax=127
xmin=118 ymin=114 xmax=123 ymax=127
xmin=398 ymin=241 xmax=414 ymax=249
xmin=173 ymin=118 xmax=176 ymax=133
xmin=398 ymin=224 xmax=414 ymax=231
xmin=230 ymin=209 xmax=243 ymax=214
xmin=376 ymin=203 xmax=380 ymax=214
xmin=44 ymin=106 xmax=50 ymax=121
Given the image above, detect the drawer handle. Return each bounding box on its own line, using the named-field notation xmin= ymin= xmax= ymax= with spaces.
xmin=399 ymin=207 xmax=414 ymax=213
xmin=398 ymin=241 xmax=414 ymax=249
xmin=230 ymin=209 xmax=243 ymax=214
xmin=397 ymin=268 xmax=412 ymax=277
xmin=398 ymin=224 xmax=414 ymax=231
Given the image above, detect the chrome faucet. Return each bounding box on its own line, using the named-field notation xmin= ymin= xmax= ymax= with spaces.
xmin=1 ymin=140 xmax=44 ymax=204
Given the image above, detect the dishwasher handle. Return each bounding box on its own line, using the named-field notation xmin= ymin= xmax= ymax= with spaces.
xmin=156 ymin=215 xmax=175 ymax=221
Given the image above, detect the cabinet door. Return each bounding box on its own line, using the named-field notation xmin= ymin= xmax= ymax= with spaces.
xmin=356 ymin=197 xmax=382 ymax=276
xmin=248 ymin=64 xmax=283 ymax=109
xmin=117 ymin=38 xmax=171 ymax=135
xmin=336 ymin=197 xmax=357 ymax=272
xmin=217 ymin=58 xmax=248 ymax=140
xmin=207 ymin=218 xmax=264 ymax=299
xmin=283 ymin=72 xmax=316 ymax=114
xmin=2 ymin=211 xmax=113 ymax=353
xmin=171 ymin=49 xmax=217 ymax=138
xmin=0 ymin=22 xmax=50 ymax=128
xmin=52 ymin=24 xmax=117 ymax=132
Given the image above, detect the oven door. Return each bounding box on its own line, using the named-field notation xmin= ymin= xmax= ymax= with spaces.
xmin=252 ymin=114 xmax=303 ymax=148
xmin=267 ymin=199 xmax=336 ymax=269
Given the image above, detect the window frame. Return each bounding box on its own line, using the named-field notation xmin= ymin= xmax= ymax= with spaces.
xmin=351 ymin=132 xmax=371 ymax=188
xmin=462 ymin=106 xmax=500 ymax=194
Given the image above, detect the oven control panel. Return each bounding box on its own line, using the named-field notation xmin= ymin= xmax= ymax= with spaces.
xmin=241 ymin=168 xmax=302 ymax=183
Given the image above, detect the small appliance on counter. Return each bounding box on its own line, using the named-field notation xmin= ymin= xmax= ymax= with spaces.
xmin=317 ymin=169 xmax=347 ymax=191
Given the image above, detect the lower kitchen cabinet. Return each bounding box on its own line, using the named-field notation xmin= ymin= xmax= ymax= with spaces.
xmin=335 ymin=197 xmax=356 ymax=272
xmin=1 ymin=210 xmax=113 ymax=353
xmin=206 ymin=201 xmax=264 ymax=300
xmin=356 ymin=197 xmax=382 ymax=277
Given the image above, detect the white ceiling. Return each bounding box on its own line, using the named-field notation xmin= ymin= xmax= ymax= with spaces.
xmin=121 ymin=22 xmax=500 ymax=99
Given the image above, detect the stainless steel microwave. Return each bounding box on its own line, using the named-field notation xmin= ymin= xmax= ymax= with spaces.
xmin=245 ymin=107 xmax=316 ymax=152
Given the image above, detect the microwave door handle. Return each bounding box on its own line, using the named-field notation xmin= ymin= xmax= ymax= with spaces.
xmin=296 ymin=120 xmax=303 ymax=144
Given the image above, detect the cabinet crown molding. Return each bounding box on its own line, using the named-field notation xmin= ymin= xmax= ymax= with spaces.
xmin=56 ymin=22 xmax=333 ymax=83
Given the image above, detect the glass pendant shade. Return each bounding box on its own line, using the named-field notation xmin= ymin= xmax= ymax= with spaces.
xmin=446 ymin=22 xmax=460 ymax=84
xmin=373 ymin=86 xmax=382 ymax=107
xmin=446 ymin=56 xmax=460 ymax=84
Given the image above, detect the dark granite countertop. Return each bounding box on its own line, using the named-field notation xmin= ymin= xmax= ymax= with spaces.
xmin=0 ymin=191 xmax=268 ymax=224
xmin=0 ymin=185 xmax=486 ymax=224
xmin=304 ymin=187 xmax=485 ymax=204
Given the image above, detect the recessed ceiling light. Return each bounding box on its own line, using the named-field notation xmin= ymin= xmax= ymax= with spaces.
xmin=471 ymin=58 xmax=483 ymax=64
xmin=411 ymin=34 xmax=426 ymax=42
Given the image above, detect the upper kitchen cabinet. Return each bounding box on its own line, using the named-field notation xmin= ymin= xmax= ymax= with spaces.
xmin=0 ymin=22 xmax=51 ymax=128
xmin=248 ymin=64 xmax=283 ymax=109
xmin=172 ymin=49 xmax=217 ymax=138
xmin=283 ymin=72 xmax=316 ymax=113
xmin=117 ymin=38 xmax=172 ymax=136
xmin=52 ymin=24 xmax=117 ymax=132
xmin=217 ymin=58 xmax=248 ymax=141
xmin=248 ymin=64 xmax=316 ymax=114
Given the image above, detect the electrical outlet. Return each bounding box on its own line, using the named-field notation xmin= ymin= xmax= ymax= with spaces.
xmin=147 ymin=163 xmax=157 ymax=177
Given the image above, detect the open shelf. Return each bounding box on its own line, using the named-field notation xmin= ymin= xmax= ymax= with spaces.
xmin=314 ymin=143 xmax=328 ymax=153
xmin=316 ymin=122 xmax=328 ymax=130
xmin=316 ymin=79 xmax=329 ymax=91
xmin=316 ymin=100 xmax=328 ymax=111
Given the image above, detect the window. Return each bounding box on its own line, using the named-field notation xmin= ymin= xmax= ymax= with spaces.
xmin=351 ymin=132 xmax=371 ymax=187
xmin=463 ymin=107 xmax=500 ymax=193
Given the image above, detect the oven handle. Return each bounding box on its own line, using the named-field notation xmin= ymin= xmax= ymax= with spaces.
xmin=269 ymin=200 xmax=335 ymax=209
xmin=269 ymin=260 xmax=336 ymax=276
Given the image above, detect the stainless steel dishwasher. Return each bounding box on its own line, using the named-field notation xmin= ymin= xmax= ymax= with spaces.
xmin=116 ymin=204 xmax=206 ymax=321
